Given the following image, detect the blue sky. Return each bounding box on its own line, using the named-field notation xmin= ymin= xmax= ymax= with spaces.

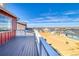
xmin=4 ymin=3 xmax=79 ymax=27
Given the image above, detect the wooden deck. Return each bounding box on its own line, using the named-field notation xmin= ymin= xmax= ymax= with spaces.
xmin=0 ymin=35 xmax=38 ymax=56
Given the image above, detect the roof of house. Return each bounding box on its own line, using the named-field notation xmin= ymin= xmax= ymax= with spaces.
xmin=0 ymin=6 xmax=18 ymax=20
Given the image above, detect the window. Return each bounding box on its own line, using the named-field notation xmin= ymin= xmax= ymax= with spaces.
xmin=0 ymin=14 xmax=12 ymax=31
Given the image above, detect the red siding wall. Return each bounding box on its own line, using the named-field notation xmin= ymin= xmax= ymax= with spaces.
xmin=0 ymin=33 xmax=2 ymax=45
xmin=0 ymin=31 xmax=16 ymax=45
xmin=0 ymin=8 xmax=17 ymax=46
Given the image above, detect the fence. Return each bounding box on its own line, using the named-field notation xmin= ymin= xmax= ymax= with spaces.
xmin=34 ymin=29 xmax=59 ymax=56
xmin=0 ymin=31 xmax=16 ymax=45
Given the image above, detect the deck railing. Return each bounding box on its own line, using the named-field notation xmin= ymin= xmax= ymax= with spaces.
xmin=0 ymin=31 xmax=16 ymax=45
xmin=34 ymin=29 xmax=59 ymax=56
xmin=16 ymin=30 xmax=26 ymax=36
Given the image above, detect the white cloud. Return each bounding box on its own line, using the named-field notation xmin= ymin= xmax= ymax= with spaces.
xmin=29 ymin=17 xmax=44 ymax=21
xmin=30 ymin=16 xmax=79 ymax=23
xmin=65 ymin=12 xmax=76 ymax=15
xmin=40 ymin=13 xmax=57 ymax=16
xmin=30 ymin=16 xmax=72 ymax=23
xmin=73 ymin=18 xmax=79 ymax=22
xmin=28 ymin=10 xmax=79 ymax=23
xmin=18 ymin=19 xmax=29 ymax=23
xmin=64 ymin=10 xmax=79 ymax=15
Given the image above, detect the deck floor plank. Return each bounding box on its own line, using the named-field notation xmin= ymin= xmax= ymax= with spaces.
xmin=0 ymin=36 xmax=38 ymax=56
